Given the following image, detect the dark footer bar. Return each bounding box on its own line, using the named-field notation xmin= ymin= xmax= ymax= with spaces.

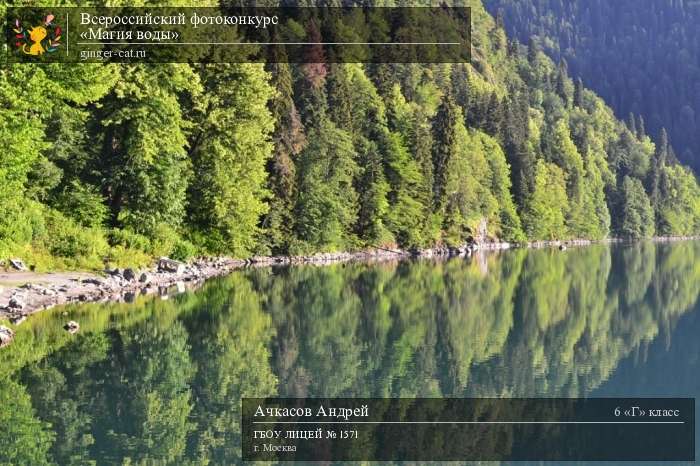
xmin=242 ymin=398 xmax=695 ymax=461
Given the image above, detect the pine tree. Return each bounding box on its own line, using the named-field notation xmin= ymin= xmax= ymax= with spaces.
xmin=264 ymin=60 xmax=306 ymax=254
xmin=636 ymin=115 xmax=646 ymax=139
xmin=496 ymin=9 xmax=506 ymax=29
xmin=573 ymin=78 xmax=584 ymax=107
xmin=187 ymin=64 xmax=275 ymax=255
xmin=522 ymin=161 xmax=570 ymax=240
xmin=386 ymin=85 xmax=432 ymax=247
xmin=294 ymin=121 xmax=359 ymax=252
xmin=484 ymin=92 xmax=503 ymax=137
xmin=648 ymin=128 xmax=668 ymax=218
xmin=479 ymin=133 xmax=526 ymax=241
xmin=342 ymin=65 xmax=394 ymax=244
xmin=327 ymin=64 xmax=354 ymax=131
xmin=415 ymin=112 xmax=436 ymax=216
xmin=450 ymin=64 xmax=471 ymax=118
xmin=527 ymin=37 xmax=540 ymax=65
xmin=619 ymin=176 xmax=655 ymax=238
xmin=431 ymin=95 xmax=458 ymax=212
xmin=555 ymin=61 xmax=570 ymax=106
xmin=354 ymin=138 xmax=390 ymax=243
xmin=95 ymin=64 xmax=197 ymax=238
xmin=502 ymin=89 xmax=535 ymax=212
xmin=295 ymin=22 xmax=328 ymax=130
xmin=627 ymin=113 xmax=637 ymax=135
xmin=368 ymin=63 xmax=395 ymax=100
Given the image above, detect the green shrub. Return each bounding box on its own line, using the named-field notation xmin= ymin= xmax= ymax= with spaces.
xmin=108 ymin=228 xmax=151 ymax=251
xmin=0 ymin=199 xmax=47 ymax=248
xmin=171 ymin=239 xmax=197 ymax=261
xmin=44 ymin=210 xmax=109 ymax=260
xmin=147 ymin=223 xmax=180 ymax=257
xmin=105 ymin=245 xmax=152 ymax=270
xmin=53 ymin=180 xmax=109 ymax=229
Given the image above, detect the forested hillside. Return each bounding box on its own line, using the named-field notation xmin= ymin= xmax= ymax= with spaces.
xmin=1 ymin=1 xmax=700 ymax=271
xmin=484 ymin=0 xmax=700 ymax=173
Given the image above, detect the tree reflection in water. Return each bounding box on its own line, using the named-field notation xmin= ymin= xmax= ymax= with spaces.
xmin=0 ymin=241 xmax=698 ymax=465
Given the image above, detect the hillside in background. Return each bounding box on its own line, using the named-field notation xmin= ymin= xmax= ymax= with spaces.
xmin=484 ymin=0 xmax=700 ymax=173
xmin=1 ymin=0 xmax=699 ymax=271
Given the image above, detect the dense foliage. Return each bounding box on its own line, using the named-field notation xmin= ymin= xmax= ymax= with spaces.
xmin=484 ymin=0 xmax=700 ymax=173
xmin=2 ymin=0 xmax=700 ymax=270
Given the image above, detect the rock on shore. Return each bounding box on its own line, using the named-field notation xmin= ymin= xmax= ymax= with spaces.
xmin=0 ymin=325 xmax=14 ymax=347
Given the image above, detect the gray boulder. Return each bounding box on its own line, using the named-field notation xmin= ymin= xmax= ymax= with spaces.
xmin=0 ymin=326 xmax=15 ymax=347
xmin=82 ymin=278 xmax=104 ymax=286
xmin=10 ymin=315 xmax=26 ymax=326
xmin=123 ymin=268 xmax=137 ymax=281
xmin=9 ymin=258 xmax=27 ymax=271
xmin=8 ymin=296 xmax=25 ymax=310
xmin=158 ymin=257 xmax=186 ymax=275
xmin=64 ymin=321 xmax=80 ymax=334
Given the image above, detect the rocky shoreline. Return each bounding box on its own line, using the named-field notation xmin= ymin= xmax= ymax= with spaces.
xmin=1 ymin=236 xmax=698 ymax=327
xmin=0 ymin=242 xmax=506 ymax=322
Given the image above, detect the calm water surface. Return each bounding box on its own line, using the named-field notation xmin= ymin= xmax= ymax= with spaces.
xmin=1 ymin=242 xmax=698 ymax=465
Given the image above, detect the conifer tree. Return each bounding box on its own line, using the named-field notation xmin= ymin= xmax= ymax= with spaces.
xmin=431 ymin=95 xmax=458 ymax=212
xmin=355 ymin=138 xmax=390 ymax=243
xmin=636 ymin=115 xmax=646 ymax=139
xmin=450 ymin=64 xmax=471 ymax=118
xmin=620 ymin=176 xmax=655 ymax=238
xmin=264 ymin=60 xmax=306 ymax=254
xmin=522 ymin=161 xmax=569 ymax=240
xmin=327 ymin=64 xmax=354 ymax=131
xmin=293 ymin=62 xmax=359 ymax=252
xmin=627 ymin=113 xmax=637 ymax=135
xmin=574 ymin=78 xmax=584 ymax=108
xmin=187 ymin=64 xmax=275 ymax=255
xmin=647 ymin=128 xmax=668 ymax=224
xmin=484 ymin=92 xmax=504 ymax=137
xmin=94 ymin=64 xmax=198 ymax=238
xmin=555 ymin=62 xmax=570 ymax=105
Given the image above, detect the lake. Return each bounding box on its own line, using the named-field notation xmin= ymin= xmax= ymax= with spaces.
xmin=1 ymin=241 xmax=698 ymax=465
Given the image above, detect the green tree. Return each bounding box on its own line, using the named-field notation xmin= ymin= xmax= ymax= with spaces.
xmin=187 ymin=64 xmax=275 ymax=256
xmin=95 ymin=64 xmax=197 ymax=238
xmin=619 ymin=176 xmax=655 ymax=238
xmin=431 ymin=95 xmax=458 ymax=213
xmin=263 ymin=61 xmax=306 ymax=254
xmin=355 ymin=138 xmax=391 ymax=244
xmin=656 ymin=165 xmax=700 ymax=236
xmin=294 ymin=121 xmax=359 ymax=252
xmin=444 ymin=118 xmax=490 ymax=244
xmin=522 ymin=161 xmax=569 ymax=240
xmin=647 ymin=128 xmax=669 ymax=229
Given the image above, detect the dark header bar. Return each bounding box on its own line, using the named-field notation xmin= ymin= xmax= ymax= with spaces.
xmin=242 ymin=398 xmax=695 ymax=461
xmin=6 ymin=7 xmax=471 ymax=63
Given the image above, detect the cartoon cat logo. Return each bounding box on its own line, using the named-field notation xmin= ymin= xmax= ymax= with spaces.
xmin=13 ymin=14 xmax=62 ymax=56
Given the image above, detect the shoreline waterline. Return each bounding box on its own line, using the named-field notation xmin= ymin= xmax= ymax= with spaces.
xmin=1 ymin=235 xmax=698 ymax=322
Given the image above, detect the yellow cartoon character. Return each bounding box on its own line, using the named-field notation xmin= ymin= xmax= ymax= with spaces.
xmin=13 ymin=15 xmax=61 ymax=57
xmin=24 ymin=26 xmax=48 ymax=55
